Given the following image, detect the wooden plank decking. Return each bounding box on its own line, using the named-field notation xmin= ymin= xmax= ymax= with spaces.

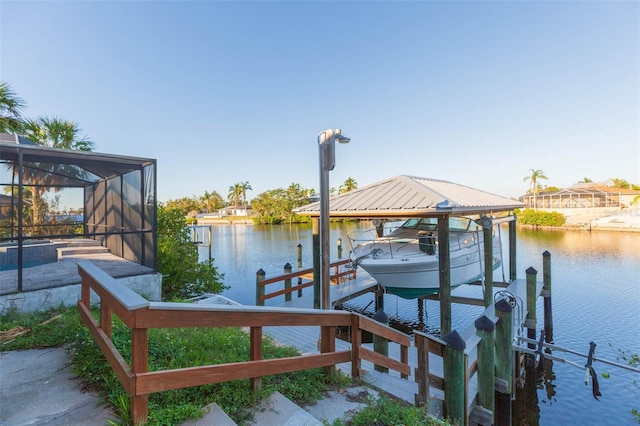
xmin=266 ymin=276 xmax=542 ymax=413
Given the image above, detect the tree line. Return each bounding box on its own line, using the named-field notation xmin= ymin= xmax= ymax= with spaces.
xmin=163 ymin=177 xmax=359 ymax=225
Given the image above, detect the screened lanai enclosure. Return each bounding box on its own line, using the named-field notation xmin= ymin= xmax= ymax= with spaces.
xmin=0 ymin=133 xmax=157 ymax=292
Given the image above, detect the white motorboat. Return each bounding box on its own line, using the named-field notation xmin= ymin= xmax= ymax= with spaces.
xmin=347 ymin=217 xmax=502 ymax=299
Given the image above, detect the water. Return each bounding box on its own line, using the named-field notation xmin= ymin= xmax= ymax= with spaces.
xmin=198 ymin=223 xmax=640 ymax=425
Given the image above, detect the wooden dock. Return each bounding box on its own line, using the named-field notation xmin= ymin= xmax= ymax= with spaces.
xmin=264 ymin=270 xmax=544 ymax=421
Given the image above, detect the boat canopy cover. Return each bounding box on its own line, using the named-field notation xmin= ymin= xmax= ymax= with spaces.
xmin=294 ymin=174 xmax=524 ymax=218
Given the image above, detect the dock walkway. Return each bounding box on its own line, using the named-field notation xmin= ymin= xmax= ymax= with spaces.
xmin=265 ymin=274 xmax=542 ymax=414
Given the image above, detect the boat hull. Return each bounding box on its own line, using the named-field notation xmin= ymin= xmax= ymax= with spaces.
xmin=357 ymin=251 xmax=500 ymax=299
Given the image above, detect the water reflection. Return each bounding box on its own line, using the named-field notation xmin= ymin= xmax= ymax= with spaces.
xmin=199 ymin=223 xmax=640 ymax=426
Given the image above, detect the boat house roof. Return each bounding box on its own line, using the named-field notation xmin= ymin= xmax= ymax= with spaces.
xmin=294 ymin=174 xmax=524 ymax=218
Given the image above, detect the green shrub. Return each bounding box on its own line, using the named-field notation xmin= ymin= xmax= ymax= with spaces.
xmin=516 ymin=209 xmax=566 ymax=227
xmin=157 ymin=205 xmax=227 ymax=299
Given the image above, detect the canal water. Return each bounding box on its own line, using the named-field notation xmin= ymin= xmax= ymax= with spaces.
xmin=197 ymin=222 xmax=640 ymax=425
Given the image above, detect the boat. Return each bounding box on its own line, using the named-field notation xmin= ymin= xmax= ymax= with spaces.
xmin=347 ymin=216 xmax=502 ymax=299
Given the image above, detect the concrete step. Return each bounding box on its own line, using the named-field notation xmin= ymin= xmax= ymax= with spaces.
xmin=180 ymin=386 xmax=379 ymax=425
xmin=57 ymin=246 xmax=109 ymax=259
xmin=248 ymin=391 xmax=323 ymax=426
xmin=180 ymin=402 xmax=237 ymax=425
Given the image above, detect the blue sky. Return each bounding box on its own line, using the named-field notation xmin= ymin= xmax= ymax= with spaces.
xmin=1 ymin=1 xmax=638 ymax=204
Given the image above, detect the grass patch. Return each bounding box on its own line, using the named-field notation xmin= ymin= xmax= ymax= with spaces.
xmin=1 ymin=305 xmax=350 ymax=425
xmin=329 ymin=395 xmax=445 ymax=426
xmin=1 ymin=305 xmax=449 ymax=426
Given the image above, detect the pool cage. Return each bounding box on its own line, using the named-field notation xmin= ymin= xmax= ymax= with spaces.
xmin=0 ymin=133 xmax=157 ymax=291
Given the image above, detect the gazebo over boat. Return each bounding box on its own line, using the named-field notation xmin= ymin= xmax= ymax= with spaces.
xmin=294 ymin=174 xmax=525 ymax=335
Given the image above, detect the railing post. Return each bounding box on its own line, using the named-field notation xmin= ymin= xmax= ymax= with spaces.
xmin=351 ymin=314 xmax=361 ymax=378
xmin=101 ymin=304 xmax=112 ymax=338
xmin=321 ymin=325 xmax=336 ymax=375
xmin=525 ymin=267 xmax=538 ymax=363
xmin=256 ymin=268 xmax=265 ymax=306
xmin=337 ymin=237 xmax=342 ymax=259
xmin=131 ymin=326 xmax=148 ymax=425
xmin=373 ymin=308 xmax=389 ymax=373
xmin=475 ymin=315 xmax=496 ymax=419
xmin=442 ymin=330 xmax=466 ymax=423
xmin=495 ymin=298 xmax=513 ymax=426
xmin=542 ymin=251 xmax=553 ymax=343
xmin=414 ymin=331 xmax=429 ymax=406
xmin=284 ymin=263 xmax=292 ymax=302
xmin=297 ymin=243 xmax=303 ymax=297
xmin=250 ymin=327 xmax=263 ymax=392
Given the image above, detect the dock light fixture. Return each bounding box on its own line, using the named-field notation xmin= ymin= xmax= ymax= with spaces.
xmin=318 ymin=129 xmax=350 ymax=310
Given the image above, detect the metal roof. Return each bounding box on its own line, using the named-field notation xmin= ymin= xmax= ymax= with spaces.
xmin=0 ymin=133 xmax=156 ymax=187
xmin=294 ymin=175 xmax=524 ymax=218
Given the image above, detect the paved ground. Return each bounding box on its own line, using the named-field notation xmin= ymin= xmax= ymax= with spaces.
xmin=0 ymin=347 xmax=378 ymax=426
xmin=0 ymin=348 xmax=117 ymax=425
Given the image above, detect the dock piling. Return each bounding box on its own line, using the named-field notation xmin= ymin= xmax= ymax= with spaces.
xmin=475 ymin=315 xmax=496 ymax=417
xmin=495 ymin=298 xmax=513 ymax=426
xmin=297 ymin=243 xmax=303 ymax=297
xmin=525 ymin=267 xmax=538 ymax=363
xmin=337 ymin=237 xmax=343 ymax=259
xmin=284 ymin=263 xmax=292 ymax=302
xmin=373 ymin=308 xmax=389 ymax=373
xmin=256 ymin=268 xmax=265 ymax=306
xmin=542 ymin=251 xmax=553 ymax=343
xmin=442 ymin=329 xmax=466 ymax=423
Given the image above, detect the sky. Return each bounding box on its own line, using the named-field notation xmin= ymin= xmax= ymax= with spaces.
xmin=1 ymin=1 xmax=639 ymax=205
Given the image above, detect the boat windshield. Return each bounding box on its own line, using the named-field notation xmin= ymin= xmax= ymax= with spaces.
xmin=399 ymin=217 xmax=479 ymax=233
xmin=400 ymin=218 xmax=437 ymax=231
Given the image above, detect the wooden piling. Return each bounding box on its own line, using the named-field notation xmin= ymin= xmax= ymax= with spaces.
xmin=475 ymin=315 xmax=495 ymax=417
xmin=284 ymin=263 xmax=292 ymax=302
xmin=337 ymin=237 xmax=343 ymax=259
xmin=297 ymin=243 xmax=303 ymax=297
xmin=438 ymin=216 xmax=452 ymax=335
xmin=525 ymin=267 xmax=538 ymax=358
xmin=480 ymin=217 xmax=494 ymax=307
xmin=509 ymin=219 xmax=517 ymax=281
xmin=256 ymin=268 xmax=265 ymax=306
xmin=312 ymin=217 xmax=320 ymax=309
xmin=442 ymin=329 xmax=466 ymax=423
xmin=542 ymin=251 xmax=553 ymax=343
xmin=495 ymin=298 xmax=513 ymax=426
xmin=373 ymin=308 xmax=389 ymax=373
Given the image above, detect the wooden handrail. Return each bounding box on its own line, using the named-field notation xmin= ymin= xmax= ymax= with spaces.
xmin=258 ymin=258 xmax=356 ymax=303
xmin=77 ymin=261 xmax=409 ymax=425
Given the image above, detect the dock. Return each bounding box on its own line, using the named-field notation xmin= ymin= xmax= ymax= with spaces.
xmin=262 ymin=265 xmax=544 ymax=422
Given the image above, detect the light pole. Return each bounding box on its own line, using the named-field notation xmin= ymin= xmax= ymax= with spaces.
xmin=318 ymin=128 xmax=350 ymax=310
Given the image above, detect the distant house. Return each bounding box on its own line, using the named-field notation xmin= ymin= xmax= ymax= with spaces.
xmin=520 ymin=182 xmax=640 ymax=210
xmin=196 ymin=206 xmax=253 ymax=219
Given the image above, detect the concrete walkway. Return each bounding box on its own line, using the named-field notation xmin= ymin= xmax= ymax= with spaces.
xmin=0 ymin=348 xmax=117 ymax=425
xmin=0 ymin=348 xmax=379 ymax=425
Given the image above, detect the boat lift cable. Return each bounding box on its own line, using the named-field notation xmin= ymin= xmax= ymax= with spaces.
xmin=514 ymin=332 xmax=639 ymax=400
xmin=517 ymin=336 xmax=640 ymax=374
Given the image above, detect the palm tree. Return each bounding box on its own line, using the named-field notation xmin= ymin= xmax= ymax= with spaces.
xmin=609 ymin=178 xmax=630 ymax=190
xmin=339 ymin=177 xmax=358 ymax=194
xmin=0 ymin=82 xmax=26 ymax=133
xmin=200 ymin=190 xmax=224 ymax=213
xmin=240 ymin=181 xmax=252 ymax=208
xmin=20 ymin=117 xmax=94 ymax=226
xmin=523 ymin=169 xmax=548 ymax=209
xmin=228 ymin=183 xmax=243 ymax=208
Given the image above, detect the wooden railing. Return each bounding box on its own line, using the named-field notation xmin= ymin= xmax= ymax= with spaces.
xmin=77 ymin=260 xmax=407 ymax=425
xmin=256 ymin=258 xmax=356 ymax=305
